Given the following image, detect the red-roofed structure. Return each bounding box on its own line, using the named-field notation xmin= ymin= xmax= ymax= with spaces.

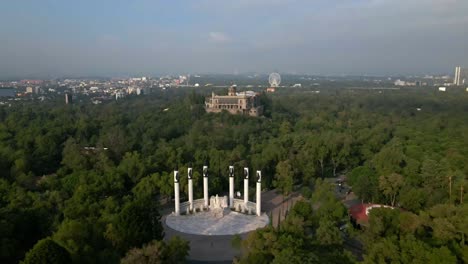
xmin=349 ymin=203 xmax=396 ymax=226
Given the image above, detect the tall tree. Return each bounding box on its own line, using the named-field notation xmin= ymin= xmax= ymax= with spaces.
xmin=379 ymin=173 xmax=404 ymax=206
xmin=274 ymin=160 xmax=294 ymax=196
xmin=121 ymin=236 xmax=189 ymax=264
xmin=22 ymin=238 xmax=71 ymax=264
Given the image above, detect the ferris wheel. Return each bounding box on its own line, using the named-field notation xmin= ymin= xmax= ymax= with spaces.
xmin=269 ymin=72 xmax=281 ymax=87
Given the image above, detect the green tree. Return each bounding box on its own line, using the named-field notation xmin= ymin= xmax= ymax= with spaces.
xmin=349 ymin=166 xmax=379 ymax=203
xmin=316 ymin=218 xmax=343 ymax=245
xmin=111 ymin=196 xmax=164 ymax=252
xmin=379 ymin=173 xmax=404 ymax=206
xmin=315 ymin=136 xmax=329 ymax=178
xmin=121 ymin=237 xmax=189 ymax=264
xmin=363 ymin=237 xmax=400 ymax=264
xmin=164 ymin=236 xmax=190 ymax=264
xmin=274 ymin=160 xmax=294 ymax=196
xmin=365 ymin=208 xmax=401 ymax=243
xmin=329 ymin=133 xmax=352 ymax=177
xmin=61 ymin=137 xmax=89 ymax=171
xmin=118 ymin=151 xmax=147 ymax=184
xmin=372 ymin=140 xmax=406 ymax=175
xmin=53 ymin=219 xmax=117 ymax=263
xmin=22 ymin=238 xmax=71 ymax=264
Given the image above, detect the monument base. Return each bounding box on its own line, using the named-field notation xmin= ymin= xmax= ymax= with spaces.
xmin=165 ymin=210 xmax=269 ymax=236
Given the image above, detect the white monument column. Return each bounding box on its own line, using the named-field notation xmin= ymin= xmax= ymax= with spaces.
xmin=256 ymin=170 xmax=262 ymax=216
xmin=188 ymin=167 xmax=193 ymax=211
xmin=203 ymin=165 xmax=209 ymax=208
xmin=244 ymin=167 xmax=249 ymax=204
xmin=229 ymin=166 xmax=235 ymax=208
xmin=174 ymin=170 xmax=180 ymax=215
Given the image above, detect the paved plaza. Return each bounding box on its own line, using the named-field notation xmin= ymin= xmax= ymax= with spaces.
xmin=162 ymin=189 xmax=302 ymax=262
xmin=166 ymin=210 xmax=269 ymax=236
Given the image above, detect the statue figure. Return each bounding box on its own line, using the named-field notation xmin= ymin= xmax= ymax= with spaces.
xmin=209 ymin=195 xmax=228 ymax=218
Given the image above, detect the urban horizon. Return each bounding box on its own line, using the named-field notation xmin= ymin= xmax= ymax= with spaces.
xmin=0 ymin=69 xmax=462 ymax=81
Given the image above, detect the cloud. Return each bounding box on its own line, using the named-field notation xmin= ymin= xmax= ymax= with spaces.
xmin=208 ymin=32 xmax=231 ymax=43
xmin=1 ymin=0 xmax=467 ymax=77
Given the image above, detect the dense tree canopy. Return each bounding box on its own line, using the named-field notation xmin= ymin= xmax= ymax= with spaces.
xmin=236 ymin=179 xmax=352 ymax=263
xmin=0 ymin=87 xmax=466 ymax=263
xmin=121 ymin=236 xmax=189 ymax=264
xmin=21 ymin=238 xmax=71 ymax=264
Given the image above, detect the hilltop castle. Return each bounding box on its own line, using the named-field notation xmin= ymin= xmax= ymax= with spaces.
xmin=205 ymin=86 xmax=263 ymax=117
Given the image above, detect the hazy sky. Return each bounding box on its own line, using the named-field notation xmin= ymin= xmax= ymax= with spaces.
xmin=1 ymin=0 xmax=467 ymax=78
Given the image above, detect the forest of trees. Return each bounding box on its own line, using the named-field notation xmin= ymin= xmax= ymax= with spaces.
xmin=235 ymin=179 xmax=354 ymax=263
xmin=0 ymin=87 xmax=467 ymax=263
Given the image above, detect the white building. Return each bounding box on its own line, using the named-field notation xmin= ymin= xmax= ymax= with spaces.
xmin=394 ymin=79 xmax=406 ymax=86
xmin=115 ymin=91 xmax=125 ymax=100
xmin=454 ymin=66 xmax=462 ymax=86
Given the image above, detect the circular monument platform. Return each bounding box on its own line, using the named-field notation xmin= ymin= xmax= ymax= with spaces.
xmin=165 ymin=210 xmax=269 ymax=236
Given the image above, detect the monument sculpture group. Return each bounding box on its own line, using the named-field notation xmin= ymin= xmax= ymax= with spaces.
xmin=173 ymin=166 xmax=262 ymax=217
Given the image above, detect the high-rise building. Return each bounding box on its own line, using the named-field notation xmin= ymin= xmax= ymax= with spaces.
xmin=453 ymin=66 xmax=462 ymax=86
xmin=65 ymin=93 xmax=72 ymax=104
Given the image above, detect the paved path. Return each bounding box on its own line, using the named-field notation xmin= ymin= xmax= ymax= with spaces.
xmin=262 ymin=189 xmax=302 ymax=228
xmin=166 ymin=211 xmax=269 ymax=235
xmin=163 ymin=215 xmax=245 ymax=263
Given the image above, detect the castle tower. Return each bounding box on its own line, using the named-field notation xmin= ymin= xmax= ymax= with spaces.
xmin=228 ymin=85 xmax=237 ymax=96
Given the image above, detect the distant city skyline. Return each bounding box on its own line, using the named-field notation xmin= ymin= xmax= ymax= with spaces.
xmin=1 ymin=0 xmax=467 ymax=79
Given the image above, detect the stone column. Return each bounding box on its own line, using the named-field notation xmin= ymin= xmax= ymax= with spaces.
xmin=229 ymin=166 xmax=234 ymax=208
xmin=188 ymin=167 xmax=193 ymax=211
xmin=256 ymin=170 xmax=261 ymax=216
xmin=244 ymin=167 xmax=249 ymax=204
xmin=174 ymin=170 xmax=180 ymax=215
xmin=203 ymin=165 xmax=209 ymax=208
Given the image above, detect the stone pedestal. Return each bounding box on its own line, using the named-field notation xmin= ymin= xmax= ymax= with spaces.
xmin=203 ymin=166 xmax=209 ymax=208
xmin=229 ymin=178 xmax=234 ymax=208
xmin=229 ymin=166 xmax=234 ymax=208
xmin=244 ymin=167 xmax=249 ymax=205
xmin=188 ymin=168 xmax=193 ymax=211
xmin=256 ymin=170 xmax=261 ymax=216
xmin=174 ymin=170 xmax=180 ymax=216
